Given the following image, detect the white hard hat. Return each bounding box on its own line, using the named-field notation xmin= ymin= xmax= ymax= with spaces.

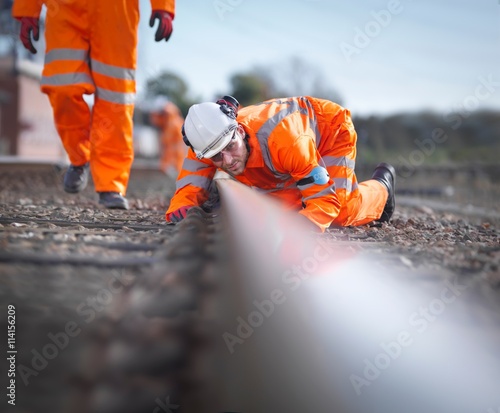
xmin=183 ymin=102 xmax=237 ymax=159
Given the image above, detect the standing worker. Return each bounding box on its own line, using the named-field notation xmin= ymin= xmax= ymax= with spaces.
xmin=166 ymin=95 xmax=396 ymax=232
xmin=12 ymin=0 xmax=176 ymax=209
xmin=148 ymin=96 xmax=186 ymax=178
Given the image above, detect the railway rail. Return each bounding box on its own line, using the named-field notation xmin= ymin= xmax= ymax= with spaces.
xmin=1 ymin=161 xmax=499 ymax=412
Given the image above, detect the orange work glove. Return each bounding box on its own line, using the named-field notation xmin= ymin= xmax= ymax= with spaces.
xmin=149 ymin=10 xmax=174 ymax=42
xmin=167 ymin=206 xmax=191 ymax=223
xmin=18 ymin=17 xmax=39 ymax=54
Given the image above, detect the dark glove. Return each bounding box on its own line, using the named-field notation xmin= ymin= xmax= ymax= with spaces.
xmin=18 ymin=17 xmax=39 ymax=54
xmin=167 ymin=206 xmax=191 ymax=223
xmin=149 ymin=10 xmax=174 ymax=42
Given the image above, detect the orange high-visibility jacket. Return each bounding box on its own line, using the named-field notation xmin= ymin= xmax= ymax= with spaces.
xmin=166 ymin=96 xmax=387 ymax=231
xmin=149 ymin=101 xmax=186 ymax=174
xmin=12 ymin=0 xmax=175 ymax=195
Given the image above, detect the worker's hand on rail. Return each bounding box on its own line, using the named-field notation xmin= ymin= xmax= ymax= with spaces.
xmin=167 ymin=206 xmax=192 ymax=223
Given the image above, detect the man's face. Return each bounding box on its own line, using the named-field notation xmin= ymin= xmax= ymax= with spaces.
xmin=209 ymin=125 xmax=249 ymax=176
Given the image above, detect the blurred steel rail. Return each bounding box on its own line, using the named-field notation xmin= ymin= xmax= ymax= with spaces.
xmin=0 ymin=251 xmax=160 ymax=266
xmin=0 ymin=216 xmax=167 ymax=231
xmin=67 ymin=206 xmax=225 ymax=413
xmin=2 ymin=164 xmax=499 ymax=413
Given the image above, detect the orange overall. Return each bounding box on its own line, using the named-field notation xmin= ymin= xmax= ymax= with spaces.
xmin=166 ymin=97 xmax=387 ymax=232
xmin=149 ymin=101 xmax=186 ymax=175
xmin=12 ymin=0 xmax=175 ymax=195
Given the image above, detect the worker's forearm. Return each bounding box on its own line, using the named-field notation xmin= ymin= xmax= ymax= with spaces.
xmin=150 ymin=0 xmax=175 ymax=16
xmin=12 ymin=0 xmax=43 ymax=18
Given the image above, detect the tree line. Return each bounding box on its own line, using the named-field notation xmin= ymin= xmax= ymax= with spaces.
xmin=140 ymin=56 xmax=499 ymax=165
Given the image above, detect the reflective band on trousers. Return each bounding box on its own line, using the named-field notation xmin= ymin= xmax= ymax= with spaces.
xmin=42 ymin=48 xmax=136 ymax=104
xmin=42 ymin=75 xmax=136 ymax=105
xmin=44 ymin=48 xmax=88 ymax=64
xmin=44 ymin=48 xmax=136 ymax=81
xmin=41 ymin=72 xmax=93 ymax=86
xmin=91 ymin=59 xmax=135 ymax=80
xmin=96 ymin=87 xmax=135 ymax=105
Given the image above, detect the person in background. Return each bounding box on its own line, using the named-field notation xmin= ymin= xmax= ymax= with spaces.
xmin=148 ymin=96 xmax=186 ymax=178
xmin=166 ymin=95 xmax=396 ymax=233
xmin=12 ymin=0 xmax=176 ymax=209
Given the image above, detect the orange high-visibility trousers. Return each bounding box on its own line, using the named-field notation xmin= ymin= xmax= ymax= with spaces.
xmin=41 ymin=0 xmax=139 ymax=195
xmin=322 ymin=119 xmax=387 ymax=227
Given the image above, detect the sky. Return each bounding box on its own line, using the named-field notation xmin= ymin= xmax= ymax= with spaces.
xmin=136 ymin=0 xmax=500 ymax=116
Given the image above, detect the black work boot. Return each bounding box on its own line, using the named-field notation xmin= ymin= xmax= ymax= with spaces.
xmin=371 ymin=162 xmax=396 ymax=222
xmin=63 ymin=163 xmax=89 ymax=193
xmin=98 ymin=192 xmax=129 ymax=210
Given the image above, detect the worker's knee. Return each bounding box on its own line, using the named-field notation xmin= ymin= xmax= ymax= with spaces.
xmin=43 ymin=85 xmax=93 ymax=125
